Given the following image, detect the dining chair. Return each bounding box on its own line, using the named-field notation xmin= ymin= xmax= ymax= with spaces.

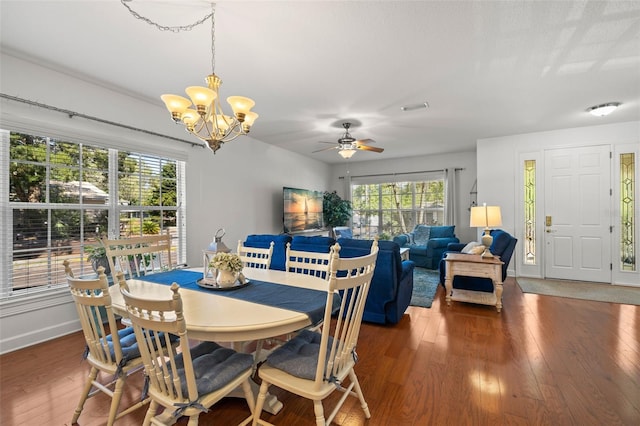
xmin=237 ymin=240 xmax=274 ymax=270
xmin=285 ymin=242 xmax=334 ymax=279
xmin=118 ymin=274 xmax=256 ymax=426
xmin=101 ymin=232 xmax=174 ymax=283
xmin=252 ymin=240 xmax=379 ymax=426
xmin=64 ymin=260 xmax=148 ymax=426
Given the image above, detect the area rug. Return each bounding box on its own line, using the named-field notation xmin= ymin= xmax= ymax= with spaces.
xmin=410 ymin=267 xmax=440 ymax=308
xmin=516 ymin=277 xmax=640 ymax=306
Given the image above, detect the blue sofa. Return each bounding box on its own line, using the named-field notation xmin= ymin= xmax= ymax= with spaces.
xmin=242 ymin=234 xmax=415 ymax=325
xmin=337 ymin=238 xmax=415 ymax=325
xmin=393 ymin=225 xmax=459 ymax=269
xmin=438 ymin=229 xmax=517 ymax=292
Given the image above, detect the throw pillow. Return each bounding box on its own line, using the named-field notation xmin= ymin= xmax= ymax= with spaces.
xmin=461 ymin=241 xmax=480 ymax=253
xmin=470 ymin=245 xmax=485 ymax=255
xmin=413 ymin=226 xmax=431 ymax=245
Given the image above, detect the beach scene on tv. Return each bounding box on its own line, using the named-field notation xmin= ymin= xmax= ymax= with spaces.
xmin=283 ymin=187 xmax=324 ymax=233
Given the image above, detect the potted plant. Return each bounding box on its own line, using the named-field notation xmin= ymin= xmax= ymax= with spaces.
xmin=323 ymin=191 xmax=352 ymax=238
xmin=209 ymin=252 xmax=243 ymax=287
xmin=86 ymin=245 xmax=110 ymax=275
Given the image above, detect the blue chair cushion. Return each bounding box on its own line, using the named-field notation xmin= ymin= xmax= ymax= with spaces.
xmin=265 ymin=329 xmax=334 ymax=380
xmin=174 ymin=341 xmax=253 ymax=395
xmin=105 ymin=326 xmax=141 ymax=362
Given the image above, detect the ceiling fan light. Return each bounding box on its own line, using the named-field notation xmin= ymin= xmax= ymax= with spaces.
xmin=339 ymin=149 xmax=357 ymax=159
xmin=588 ymin=102 xmax=620 ymax=117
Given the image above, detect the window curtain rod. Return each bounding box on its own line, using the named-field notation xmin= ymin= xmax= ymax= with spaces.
xmin=338 ymin=167 xmax=464 ymax=180
xmin=0 ymin=93 xmax=205 ymax=149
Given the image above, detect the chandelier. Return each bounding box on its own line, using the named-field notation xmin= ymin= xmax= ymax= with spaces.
xmin=159 ymin=3 xmax=258 ymax=153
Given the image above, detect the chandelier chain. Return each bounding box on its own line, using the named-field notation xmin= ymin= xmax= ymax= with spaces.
xmin=210 ymin=3 xmax=216 ymax=74
xmin=120 ymin=0 xmax=213 ymax=33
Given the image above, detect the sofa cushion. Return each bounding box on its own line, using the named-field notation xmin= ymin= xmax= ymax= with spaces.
xmin=291 ymin=236 xmax=336 ymax=253
xmin=429 ymin=226 xmax=455 ymax=239
xmin=245 ymin=234 xmax=292 ymax=271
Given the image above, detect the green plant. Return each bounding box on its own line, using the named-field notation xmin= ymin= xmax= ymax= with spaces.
xmin=142 ymin=220 xmax=160 ymax=234
xmin=323 ymin=191 xmax=352 ymax=228
xmin=85 ymin=245 xmax=106 ymax=262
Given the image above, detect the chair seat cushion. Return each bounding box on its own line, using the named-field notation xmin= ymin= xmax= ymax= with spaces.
xmin=265 ymin=329 xmax=333 ymax=380
xmin=174 ymin=341 xmax=253 ymax=395
xmin=105 ymin=326 xmax=141 ymax=361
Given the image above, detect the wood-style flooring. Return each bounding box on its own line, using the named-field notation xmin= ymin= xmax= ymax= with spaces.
xmin=1 ymin=278 xmax=639 ymax=425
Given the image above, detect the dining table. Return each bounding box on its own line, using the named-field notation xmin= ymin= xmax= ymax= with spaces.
xmin=107 ymin=266 xmax=331 ymax=414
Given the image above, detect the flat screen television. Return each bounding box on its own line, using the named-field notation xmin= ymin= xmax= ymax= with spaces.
xmin=283 ymin=187 xmax=324 ymax=233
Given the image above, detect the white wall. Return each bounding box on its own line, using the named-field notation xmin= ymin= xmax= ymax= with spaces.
xmin=0 ymin=51 xmax=331 ymax=353
xmin=328 ymin=151 xmax=478 ymax=243
xmin=477 ymin=121 xmax=640 ymax=281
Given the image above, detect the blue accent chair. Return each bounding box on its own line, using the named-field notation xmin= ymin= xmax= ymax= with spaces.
xmin=337 ymin=238 xmax=415 ymax=324
xmin=393 ymin=225 xmax=460 ymax=269
xmin=243 ymin=234 xmax=292 ymax=271
xmin=438 ymin=229 xmax=517 ymax=292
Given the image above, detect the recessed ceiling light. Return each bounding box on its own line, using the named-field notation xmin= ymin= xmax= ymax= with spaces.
xmin=587 ymin=102 xmax=621 ymax=117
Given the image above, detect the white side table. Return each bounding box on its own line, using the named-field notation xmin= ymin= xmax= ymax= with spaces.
xmin=444 ymin=253 xmax=504 ymax=312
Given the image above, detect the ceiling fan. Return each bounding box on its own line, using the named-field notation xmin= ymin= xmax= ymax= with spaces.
xmin=313 ymin=122 xmax=384 ymax=159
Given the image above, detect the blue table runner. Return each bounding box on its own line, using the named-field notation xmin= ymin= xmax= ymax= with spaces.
xmin=138 ymin=270 xmax=335 ymax=325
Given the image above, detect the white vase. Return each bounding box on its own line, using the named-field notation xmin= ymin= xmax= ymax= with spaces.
xmin=216 ymin=269 xmax=238 ymax=287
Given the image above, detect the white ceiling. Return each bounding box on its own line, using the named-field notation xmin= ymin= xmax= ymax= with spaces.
xmin=1 ymin=0 xmax=639 ymax=164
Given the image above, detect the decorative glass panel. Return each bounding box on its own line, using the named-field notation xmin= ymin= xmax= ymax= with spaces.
xmin=524 ymin=160 xmax=536 ymax=265
xmin=620 ymin=153 xmax=635 ymax=271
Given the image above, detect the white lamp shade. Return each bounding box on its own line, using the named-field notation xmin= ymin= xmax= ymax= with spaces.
xmin=470 ymin=205 xmax=502 ymax=228
xmin=160 ymin=94 xmax=191 ymax=114
xmin=227 ymin=96 xmax=255 ymax=117
xmin=185 ymin=86 xmax=217 ymax=108
xmin=243 ymin=111 xmax=259 ymax=127
xmin=339 ymin=149 xmax=357 ymax=159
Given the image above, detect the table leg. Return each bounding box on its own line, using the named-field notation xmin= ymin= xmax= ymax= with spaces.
xmin=495 ymin=280 xmax=503 ymax=313
xmin=444 ymin=261 xmax=453 ymax=306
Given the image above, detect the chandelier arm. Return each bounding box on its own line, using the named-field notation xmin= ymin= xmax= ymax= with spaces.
xmin=121 ymin=0 xmax=213 ymax=33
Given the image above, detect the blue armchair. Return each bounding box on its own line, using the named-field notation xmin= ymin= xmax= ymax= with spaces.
xmin=337 ymin=238 xmax=415 ymax=324
xmin=393 ymin=225 xmax=459 ymax=269
xmin=439 ymin=229 xmax=517 ymax=292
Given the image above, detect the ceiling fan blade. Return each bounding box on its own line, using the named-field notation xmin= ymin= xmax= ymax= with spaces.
xmin=312 ymin=146 xmax=339 ymax=153
xmin=356 ymin=144 xmax=384 ymax=153
xmin=355 ymin=138 xmax=376 ymax=145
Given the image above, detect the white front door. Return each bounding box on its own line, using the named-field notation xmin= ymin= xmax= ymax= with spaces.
xmin=544 ymin=145 xmax=611 ymax=282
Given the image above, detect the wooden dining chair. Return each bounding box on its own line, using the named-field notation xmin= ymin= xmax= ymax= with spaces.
xmin=285 ymin=242 xmax=334 ymax=279
xmin=253 ymin=241 xmax=379 ymax=426
xmin=101 ymin=233 xmax=174 ymax=283
xmin=118 ymin=275 xmax=256 ymax=426
xmin=63 ymin=260 xmax=148 ymax=426
xmin=237 ymin=240 xmax=274 ymax=269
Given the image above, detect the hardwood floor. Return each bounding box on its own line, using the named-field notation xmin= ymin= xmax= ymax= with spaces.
xmin=2 ymin=278 xmax=639 ymax=425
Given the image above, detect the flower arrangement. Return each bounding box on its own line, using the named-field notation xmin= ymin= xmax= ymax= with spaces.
xmin=210 ymin=252 xmax=243 ymax=273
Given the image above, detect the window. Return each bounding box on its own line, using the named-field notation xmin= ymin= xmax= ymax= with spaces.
xmin=620 ymin=153 xmax=635 ymax=271
xmin=523 ymin=159 xmax=536 ymax=265
xmin=2 ymin=130 xmax=186 ymax=298
xmin=351 ymin=173 xmax=445 ymax=240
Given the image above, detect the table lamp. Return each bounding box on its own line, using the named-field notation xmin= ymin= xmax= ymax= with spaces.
xmin=470 ymin=203 xmax=502 ymax=258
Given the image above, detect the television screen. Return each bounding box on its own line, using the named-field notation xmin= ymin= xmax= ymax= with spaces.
xmin=283 ymin=187 xmax=324 ymax=233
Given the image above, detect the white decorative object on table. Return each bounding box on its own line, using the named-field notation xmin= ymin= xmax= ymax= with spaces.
xmin=210 ymin=252 xmax=243 ymax=288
